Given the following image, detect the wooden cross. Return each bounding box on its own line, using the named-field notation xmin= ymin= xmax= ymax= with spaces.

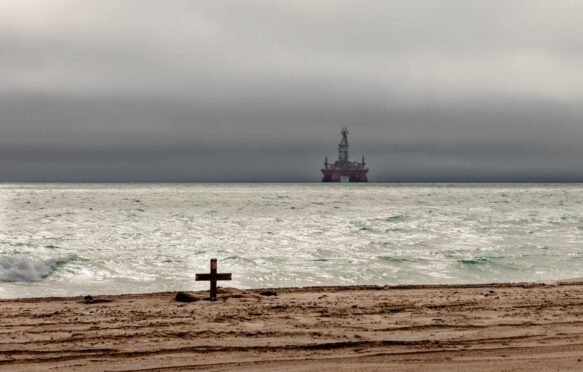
xmin=195 ymin=258 xmax=232 ymax=301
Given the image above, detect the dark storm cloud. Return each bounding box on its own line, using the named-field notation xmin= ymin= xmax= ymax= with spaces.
xmin=1 ymin=0 xmax=583 ymax=181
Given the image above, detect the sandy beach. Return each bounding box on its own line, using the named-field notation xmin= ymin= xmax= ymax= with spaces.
xmin=2 ymin=282 xmax=583 ymax=371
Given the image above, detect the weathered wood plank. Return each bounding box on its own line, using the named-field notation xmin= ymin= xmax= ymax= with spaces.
xmin=195 ymin=273 xmax=232 ymax=281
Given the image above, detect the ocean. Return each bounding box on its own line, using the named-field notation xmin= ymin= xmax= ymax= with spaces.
xmin=1 ymin=183 xmax=582 ymax=298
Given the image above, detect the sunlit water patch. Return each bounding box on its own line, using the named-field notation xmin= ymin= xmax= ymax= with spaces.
xmin=0 ymin=183 xmax=583 ymax=298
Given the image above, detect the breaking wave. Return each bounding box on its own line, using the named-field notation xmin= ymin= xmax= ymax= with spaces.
xmin=377 ymin=256 xmax=421 ymax=263
xmin=384 ymin=214 xmax=407 ymax=222
xmin=0 ymin=255 xmax=77 ymax=282
xmin=456 ymin=257 xmax=519 ymax=271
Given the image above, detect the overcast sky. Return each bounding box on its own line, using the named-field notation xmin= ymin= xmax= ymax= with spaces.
xmin=1 ymin=0 xmax=583 ymax=181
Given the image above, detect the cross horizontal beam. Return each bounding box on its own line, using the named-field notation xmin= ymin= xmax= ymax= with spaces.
xmin=195 ymin=273 xmax=232 ymax=281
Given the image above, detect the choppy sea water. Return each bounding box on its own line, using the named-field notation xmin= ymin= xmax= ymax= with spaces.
xmin=1 ymin=183 xmax=583 ymax=298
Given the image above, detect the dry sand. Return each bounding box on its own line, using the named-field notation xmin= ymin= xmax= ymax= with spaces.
xmin=2 ymin=282 xmax=583 ymax=371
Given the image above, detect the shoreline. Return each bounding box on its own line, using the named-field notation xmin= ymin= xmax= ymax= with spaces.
xmin=2 ymin=281 xmax=583 ymax=371
xmin=3 ymin=278 xmax=582 ymax=302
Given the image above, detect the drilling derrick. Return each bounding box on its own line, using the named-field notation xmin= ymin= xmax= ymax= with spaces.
xmin=321 ymin=127 xmax=369 ymax=182
xmin=338 ymin=127 xmax=349 ymax=162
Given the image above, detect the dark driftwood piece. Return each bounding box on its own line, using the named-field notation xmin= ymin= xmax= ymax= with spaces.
xmin=175 ymin=291 xmax=200 ymax=302
xmin=83 ymin=295 xmax=113 ymax=304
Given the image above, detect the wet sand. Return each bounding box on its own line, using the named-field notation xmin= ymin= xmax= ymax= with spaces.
xmin=2 ymin=282 xmax=583 ymax=371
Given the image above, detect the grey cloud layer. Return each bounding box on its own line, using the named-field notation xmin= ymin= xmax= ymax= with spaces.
xmin=1 ymin=0 xmax=583 ymax=181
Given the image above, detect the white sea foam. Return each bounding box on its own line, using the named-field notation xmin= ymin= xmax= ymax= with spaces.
xmin=0 ymin=183 xmax=583 ymax=298
xmin=0 ymin=255 xmax=77 ymax=282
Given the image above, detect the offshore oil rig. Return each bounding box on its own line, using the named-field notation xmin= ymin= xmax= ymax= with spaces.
xmin=321 ymin=127 xmax=369 ymax=182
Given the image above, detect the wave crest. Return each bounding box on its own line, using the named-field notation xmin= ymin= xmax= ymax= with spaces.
xmin=0 ymin=255 xmax=77 ymax=282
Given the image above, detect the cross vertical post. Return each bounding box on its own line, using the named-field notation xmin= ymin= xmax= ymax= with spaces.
xmin=210 ymin=258 xmax=217 ymax=300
